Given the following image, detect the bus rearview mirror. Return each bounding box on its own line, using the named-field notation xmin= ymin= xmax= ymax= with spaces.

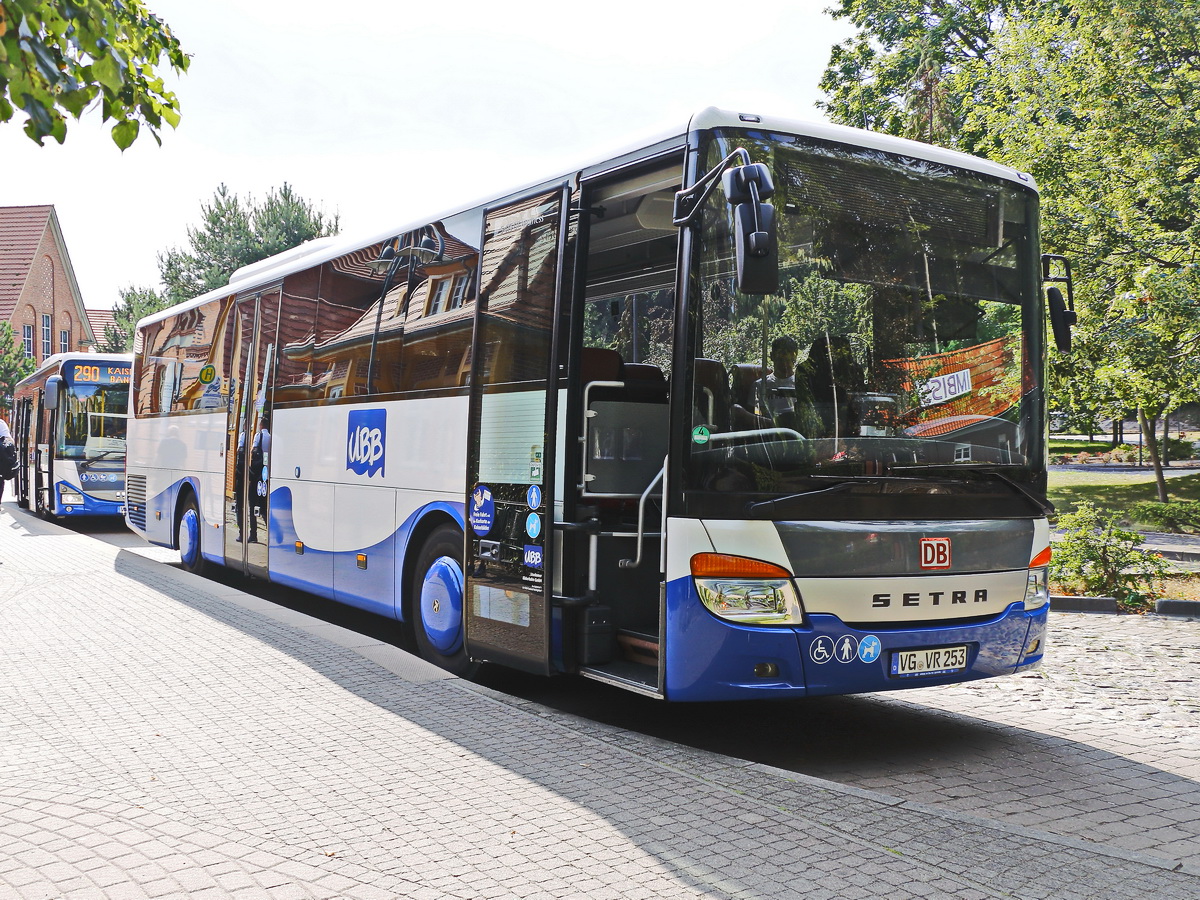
xmin=723 ymin=163 xmax=779 ymax=295
xmin=44 ymin=375 xmax=62 ymax=410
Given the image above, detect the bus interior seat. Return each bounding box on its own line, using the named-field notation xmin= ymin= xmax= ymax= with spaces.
xmin=581 ymin=346 xmax=623 ymax=385
xmin=693 ymin=358 xmax=730 ymax=430
xmin=731 ymin=363 xmax=770 ymax=429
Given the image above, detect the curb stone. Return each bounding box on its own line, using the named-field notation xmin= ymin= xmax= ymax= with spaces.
xmin=1050 ymin=594 xmax=1119 ymax=613
xmin=1156 ymin=597 xmax=1200 ymax=618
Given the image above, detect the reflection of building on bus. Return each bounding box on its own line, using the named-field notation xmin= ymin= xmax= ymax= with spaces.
xmin=124 ymin=108 xmax=1058 ymax=702
xmin=12 ymin=352 xmax=132 ymax=518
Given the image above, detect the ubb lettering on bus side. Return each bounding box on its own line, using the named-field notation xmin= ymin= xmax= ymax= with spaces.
xmin=346 ymin=409 xmax=386 ymax=477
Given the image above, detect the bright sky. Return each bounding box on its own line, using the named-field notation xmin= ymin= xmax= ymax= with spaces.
xmin=0 ymin=0 xmax=853 ymax=309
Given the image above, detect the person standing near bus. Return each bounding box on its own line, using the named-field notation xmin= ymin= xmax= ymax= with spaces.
xmin=0 ymin=415 xmax=15 ymax=504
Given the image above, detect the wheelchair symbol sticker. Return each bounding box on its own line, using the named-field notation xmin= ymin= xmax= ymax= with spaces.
xmin=809 ymin=636 xmax=835 ymax=664
xmin=858 ymin=634 xmax=882 ymax=663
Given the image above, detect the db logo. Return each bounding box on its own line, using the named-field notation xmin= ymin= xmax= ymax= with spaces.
xmin=346 ymin=409 xmax=386 ymax=477
xmin=920 ymin=537 xmax=952 ymax=569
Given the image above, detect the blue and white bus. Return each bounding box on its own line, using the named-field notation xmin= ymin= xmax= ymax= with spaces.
xmin=13 ymin=352 xmax=132 ymax=518
xmin=125 ymin=108 xmax=1066 ymax=700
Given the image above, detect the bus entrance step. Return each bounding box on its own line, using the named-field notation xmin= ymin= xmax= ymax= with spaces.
xmin=616 ymin=629 xmax=658 ymax=666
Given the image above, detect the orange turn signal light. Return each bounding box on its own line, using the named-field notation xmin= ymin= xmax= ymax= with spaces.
xmin=1029 ymin=547 xmax=1052 ymax=568
xmin=690 ymin=553 xmax=792 ymax=579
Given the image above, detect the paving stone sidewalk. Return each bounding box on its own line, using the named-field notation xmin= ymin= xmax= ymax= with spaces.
xmin=1 ymin=508 xmax=1196 ymax=900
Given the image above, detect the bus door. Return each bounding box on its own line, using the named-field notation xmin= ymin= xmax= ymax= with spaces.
xmin=463 ymin=185 xmax=572 ymax=675
xmin=224 ymin=289 xmax=280 ymax=576
xmin=33 ymin=388 xmax=53 ymax=516
xmin=14 ymin=396 xmax=31 ymax=509
xmin=557 ymin=158 xmax=683 ymax=696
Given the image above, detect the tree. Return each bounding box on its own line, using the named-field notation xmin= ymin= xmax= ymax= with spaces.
xmin=102 ymin=184 xmax=340 ymax=350
xmin=0 ymin=322 xmax=34 ymax=411
xmin=157 ymin=183 xmax=339 ymax=306
xmin=0 ymin=0 xmax=189 ymax=148
xmin=819 ymin=0 xmax=1017 ymax=147
xmin=96 ymin=285 xmax=167 ymax=352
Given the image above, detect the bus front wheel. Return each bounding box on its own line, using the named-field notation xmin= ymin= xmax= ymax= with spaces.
xmin=177 ymin=495 xmax=207 ymax=576
xmin=411 ymin=524 xmax=478 ymax=678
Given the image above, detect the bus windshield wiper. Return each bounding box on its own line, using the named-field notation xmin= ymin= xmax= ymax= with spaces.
xmin=79 ymin=449 xmax=121 ymax=472
xmin=745 ymin=475 xmax=953 ymax=517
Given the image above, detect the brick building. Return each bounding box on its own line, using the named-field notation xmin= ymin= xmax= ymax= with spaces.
xmin=0 ymin=205 xmax=97 ymax=362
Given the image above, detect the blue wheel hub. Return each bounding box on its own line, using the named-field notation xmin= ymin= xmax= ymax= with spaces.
xmin=179 ymin=507 xmax=201 ymax=568
xmin=420 ymin=556 xmax=464 ymax=655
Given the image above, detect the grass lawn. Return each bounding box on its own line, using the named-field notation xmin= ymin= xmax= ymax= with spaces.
xmin=1047 ymin=469 xmax=1200 ymax=518
xmin=1047 ymin=466 xmax=1200 ymax=604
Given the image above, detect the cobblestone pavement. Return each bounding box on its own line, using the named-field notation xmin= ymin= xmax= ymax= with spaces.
xmin=1 ymin=507 xmax=1198 ymax=899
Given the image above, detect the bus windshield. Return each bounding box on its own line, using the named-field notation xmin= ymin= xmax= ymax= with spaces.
xmin=686 ymin=129 xmax=1043 ymax=515
xmin=59 ymin=382 xmax=130 ymax=460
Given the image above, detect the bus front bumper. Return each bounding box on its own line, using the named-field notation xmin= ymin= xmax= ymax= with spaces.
xmin=664 ymin=577 xmax=1047 ymax=702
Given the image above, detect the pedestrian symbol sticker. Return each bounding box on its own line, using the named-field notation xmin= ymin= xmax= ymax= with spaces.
xmin=526 ymin=484 xmax=542 ymax=509
xmin=834 ymin=635 xmax=859 ymax=663
xmin=809 ymin=636 xmax=835 ymax=664
xmin=858 ymin=634 xmax=882 ymax=664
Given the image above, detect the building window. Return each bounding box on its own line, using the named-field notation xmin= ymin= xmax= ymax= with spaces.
xmin=42 ymin=314 xmax=52 ymax=358
xmin=22 ymin=324 xmax=34 ymax=359
xmin=60 ymin=329 xmax=69 ymax=354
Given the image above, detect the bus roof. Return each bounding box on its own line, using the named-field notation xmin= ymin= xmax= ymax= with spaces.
xmin=134 ymin=107 xmax=1037 ymax=333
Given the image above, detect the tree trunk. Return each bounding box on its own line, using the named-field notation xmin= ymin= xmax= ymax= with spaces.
xmin=1162 ymin=410 xmax=1171 ymax=467
xmin=1138 ymin=408 xmax=1169 ymax=503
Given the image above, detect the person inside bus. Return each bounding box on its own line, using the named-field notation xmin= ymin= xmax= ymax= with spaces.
xmin=755 ymin=336 xmax=822 ymax=436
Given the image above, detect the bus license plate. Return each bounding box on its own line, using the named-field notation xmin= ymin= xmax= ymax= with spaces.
xmin=890 ymin=645 xmax=968 ymax=677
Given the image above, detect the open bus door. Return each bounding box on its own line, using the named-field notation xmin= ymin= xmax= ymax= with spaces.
xmin=14 ymin=396 xmax=31 ymax=509
xmin=224 ymin=289 xmax=279 ymax=577
xmin=462 ymin=186 xmax=572 ymax=675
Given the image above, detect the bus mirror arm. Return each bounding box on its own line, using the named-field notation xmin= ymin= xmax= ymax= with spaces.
xmin=673 ymin=150 xmax=779 ymax=296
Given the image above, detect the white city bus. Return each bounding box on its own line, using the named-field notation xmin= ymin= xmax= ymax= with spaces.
xmin=13 ymin=352 xmax=132 ymax=518
xmin=126 ymin=108 xmax=1067 ymax=700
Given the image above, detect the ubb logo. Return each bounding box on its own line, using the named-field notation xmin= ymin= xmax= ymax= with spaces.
xmin=346 ymin=409 xmax=386 ymax=477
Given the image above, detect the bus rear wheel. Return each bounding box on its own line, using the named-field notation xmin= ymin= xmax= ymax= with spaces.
xmin=411 ymin=524 xmax=478 ymax=678
xmin=177 ymin=495 xmax=207 ymax=576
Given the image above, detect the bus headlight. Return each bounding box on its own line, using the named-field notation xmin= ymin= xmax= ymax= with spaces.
xmin=1024 ymin=566 xmax=1050 ymax=610
xmin=59 ymin=488 xmax=85 ymax=505
xmin=691 ymin=553 xmax=805 ymax=626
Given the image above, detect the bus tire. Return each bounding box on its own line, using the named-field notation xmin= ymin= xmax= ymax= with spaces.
xmin=411 ymin=523 xmax=478 ymax=678
xmin=177 ymin=494 xmax=207 ymax=576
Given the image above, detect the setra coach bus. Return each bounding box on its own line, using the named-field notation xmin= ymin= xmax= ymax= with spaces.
xmin=125 ymin=107 xmax=1074 ymax=700
xmin=12 ymin=352 xmax=133 ymax=518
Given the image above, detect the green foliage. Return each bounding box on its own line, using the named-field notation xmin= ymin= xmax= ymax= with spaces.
xmin=819 ymin=0 xmax=1012 ymax=147
xmin=1051 ymin=501 xmax=1172 ymax=609
xmin=155 ymin=183 xmax=339 ymax=306
xmin=96 ymin=285 xmax=168 ymax=352
xmin=0 ymin=0 xmax=189 ymax=148
xmin=0 ymin=321 xmax=34 ymax=410
xmin=1129 ymin=500 xmax=1200 ymax=535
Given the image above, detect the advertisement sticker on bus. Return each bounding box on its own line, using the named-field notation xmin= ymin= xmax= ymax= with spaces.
xmin=470 ymin=485 xmax=495 ymax=536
